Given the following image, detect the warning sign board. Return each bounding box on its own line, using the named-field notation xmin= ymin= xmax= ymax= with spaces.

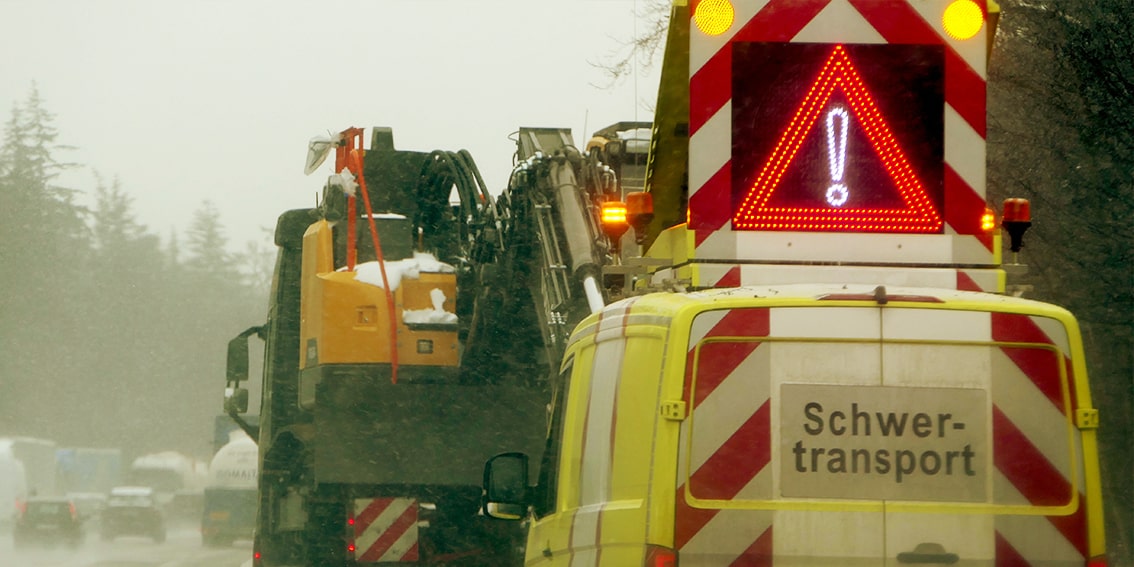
xmin=780 ymin=383 xmax=987 ymax=502
xmin=685 ymin=0 xmax=995 ymax=267
xmin=732 ymin=43 xmax=944 ymax=233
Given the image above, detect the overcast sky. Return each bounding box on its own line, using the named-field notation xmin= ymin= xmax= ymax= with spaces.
xmin=0 ymin=0 xmax=663 ymax=249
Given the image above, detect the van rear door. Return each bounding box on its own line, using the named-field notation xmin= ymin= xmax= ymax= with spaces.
xmin=675 ymin=302 xmax=1094 ymax=565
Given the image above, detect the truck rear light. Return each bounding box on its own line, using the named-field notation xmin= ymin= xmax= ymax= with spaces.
xmin=645 ymin=544 xmax=678 ymax=567
xmin=980 ymin=207 xmax=996 ymax=232
xmin=1087 ymin=555 xmax=1108 ymax=567
xmin=253 ymin=535 xmax=263 ymax=567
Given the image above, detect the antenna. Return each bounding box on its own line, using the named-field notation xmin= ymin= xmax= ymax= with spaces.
xmin=634 ymin=0 xmax=639 ymax=123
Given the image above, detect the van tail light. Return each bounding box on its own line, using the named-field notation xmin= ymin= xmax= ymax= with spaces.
xmin=69 ymin=502 xmax=77 ymax=521
xmin=1087 ymin=555 xmax=1108 ymax=567
xmin=645 ymin=544 xmax=678 ymax=567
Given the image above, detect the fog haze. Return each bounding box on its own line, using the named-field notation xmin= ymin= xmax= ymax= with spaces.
xmin=1 ymin=0 xmax=661 ymax=249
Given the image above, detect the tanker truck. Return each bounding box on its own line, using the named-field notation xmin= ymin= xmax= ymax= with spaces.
xmin=201 ymin=431 xmax=258 ymax=547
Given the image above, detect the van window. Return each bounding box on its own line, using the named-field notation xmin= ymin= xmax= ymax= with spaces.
xmin=532 ymin=358 xmax=572 ymax=518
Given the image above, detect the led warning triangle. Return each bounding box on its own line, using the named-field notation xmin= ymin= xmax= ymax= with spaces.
xmin=732 ymin=45 xmax=943 ymax=233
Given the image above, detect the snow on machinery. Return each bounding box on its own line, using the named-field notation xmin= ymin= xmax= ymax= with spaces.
xmin=481 ymin=1 xmax=1107 ymax=566
xmin=223 ymin=126 xmax=620 ymax=566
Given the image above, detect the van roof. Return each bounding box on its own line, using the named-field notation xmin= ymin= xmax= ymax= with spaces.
xmin=568 ymin=284 xmax=1075 ymax=349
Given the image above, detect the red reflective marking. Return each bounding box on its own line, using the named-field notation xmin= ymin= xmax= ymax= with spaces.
xmin=689 ymin=0 xmax=831 ymax=135
xmin=730 ymin=525 xmax=773 ymax=567
xmin=354 ymin=498 xmax=393 ymax=538
xmin=677 ymin=400 xmax=772 ymax=548
xmin=689 ymin=401 xmax=772 ymax=499
xmin=992 ymin=406 xmax=1071 ymax=507
xmin=399 ymin=541 xmax=420 ymax=562
xmin=733 ymin=0 xmax=833 ymax=43
xmin=684 ymin=159 xmax=730 ymax=239
xmin=847 ymin=0 xmax=986 ymax=136
xmin=690 ymin=160 xmax=731 ymax=238
xmin=945 ymin=165 xmax=992 ymax=245
xmin=955 ymin=271 xmax=982 ymax=292
xmin=991 ymin=312 xmax=1074 ymax=413
xmin=690 ymin=48 xmax=732 ymax=137
xmin=675 ymin=487 xmax=716 ymax=550
xmin=359 ymin=504 xmax=417 ymax=562
xmin=994 ymin=532 xmax=1030 ymax=567
xmin=731 ymin=45 xmax=943 ymax=233
xmin=945 ymin=49 xmax=988 ymax=137
xmin=1048 ymin=500 xmax=1089 ymax=560
xmin=714 ymin=266 xmax=742 ymax=288
xmin=683 ymin=308 xmax=770 ymax=408
xmin=992 ymin=407 xmax=1088 ymax=557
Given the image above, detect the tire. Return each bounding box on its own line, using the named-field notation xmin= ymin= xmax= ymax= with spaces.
xmin=153 ymin=529 xmax=166 ymax=544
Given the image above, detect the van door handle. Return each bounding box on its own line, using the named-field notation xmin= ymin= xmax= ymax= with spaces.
xmin=897 ymin=542 xmax=958 ymax=564
xmin=542 ymin=546 xmax=553 ymax=558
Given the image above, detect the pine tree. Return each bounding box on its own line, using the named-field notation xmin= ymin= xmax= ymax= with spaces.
xmin=184 ymin=200 xmax=231 ymax=277
xmin=91 ymin=174 xmax=144 ymax=253
xmin=0 ymin=83 xmax=84 ymax=243
xmin=0 ymin=85 xmax=89 ymax=435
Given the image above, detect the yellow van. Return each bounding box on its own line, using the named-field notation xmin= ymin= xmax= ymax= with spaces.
xmin=484 ymin=284 xmax=1106 ymax=565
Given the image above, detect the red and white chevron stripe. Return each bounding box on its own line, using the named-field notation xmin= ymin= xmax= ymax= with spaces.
xmin=352 ymin=497 xmax=419 ymax=563
xmin=991 ymin=313 xmax=1087 ymax=564
xmin=688 ymin=0 xmax=992 ymax=264
xmin=674 ymin=302 xmax=1087 ymax=564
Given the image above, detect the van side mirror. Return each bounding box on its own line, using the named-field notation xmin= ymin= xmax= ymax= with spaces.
xmin=482 ymin=452 xmax=529 ymax=520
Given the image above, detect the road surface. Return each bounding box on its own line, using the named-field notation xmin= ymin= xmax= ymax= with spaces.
xmin=0 ymin=526 xmax=252 ymax=567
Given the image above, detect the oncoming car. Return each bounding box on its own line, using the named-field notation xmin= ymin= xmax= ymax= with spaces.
xmin=100 ymin=486 xmax=166 ymax=543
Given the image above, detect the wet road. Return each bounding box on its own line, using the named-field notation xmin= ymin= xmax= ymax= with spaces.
xmin=0 ymin=526 xmax=252 ymax=567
